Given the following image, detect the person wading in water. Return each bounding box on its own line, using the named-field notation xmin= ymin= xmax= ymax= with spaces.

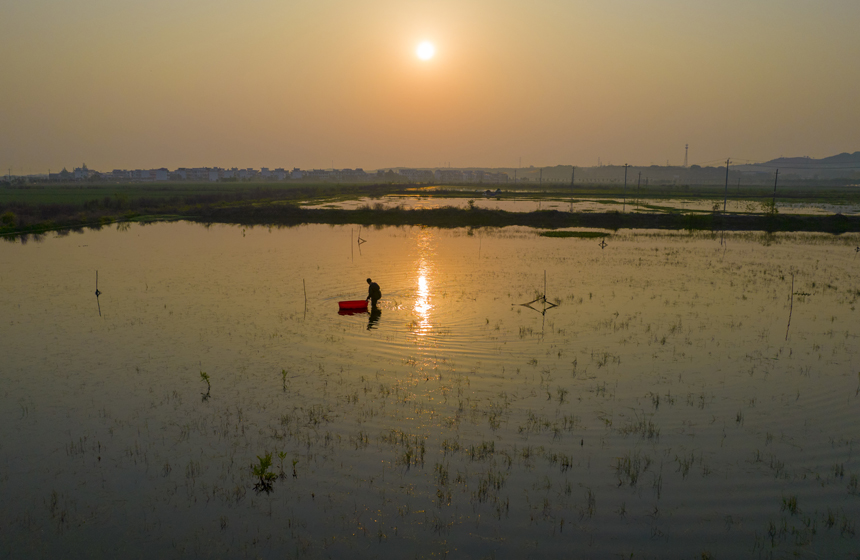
xmin=366 ymin=278 xmax=382 ymax=308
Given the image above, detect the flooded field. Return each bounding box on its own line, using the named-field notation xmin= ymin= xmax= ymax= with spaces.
xmin=301 ymin=194 xmax=860 ymax=216
xmin=1 ymin=222 xmax=859 ymax=558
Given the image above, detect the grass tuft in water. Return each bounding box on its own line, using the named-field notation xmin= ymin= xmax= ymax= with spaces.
xmin=252 ymin=452 xmax=277 ymax=493
xmin=199 ymin=371 xmax=211 ymax=401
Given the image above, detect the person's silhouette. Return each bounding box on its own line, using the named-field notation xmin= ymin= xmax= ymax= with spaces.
xmin=366 ymin=278 xmax=381 ymax=308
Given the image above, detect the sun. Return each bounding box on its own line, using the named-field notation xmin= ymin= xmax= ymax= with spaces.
xmin=416 ymin=41 xmax=435 ymax=61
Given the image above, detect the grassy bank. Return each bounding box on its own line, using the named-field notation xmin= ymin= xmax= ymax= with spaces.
xmin=0 ymin=183 xmax=397 ymax=237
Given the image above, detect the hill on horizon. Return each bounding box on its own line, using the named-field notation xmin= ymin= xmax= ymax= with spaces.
xmin=760 ymin=151 xmax=860 ymax=167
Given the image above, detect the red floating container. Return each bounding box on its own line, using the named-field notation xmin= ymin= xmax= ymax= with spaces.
xmin=338 ymin=300 xmax=368 ymax=311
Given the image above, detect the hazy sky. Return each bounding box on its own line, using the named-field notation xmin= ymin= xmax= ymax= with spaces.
xmin=2 ymin=0 xmax=858 ymax=172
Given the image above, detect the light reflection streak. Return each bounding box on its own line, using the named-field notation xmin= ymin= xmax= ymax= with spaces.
xmin=412 ymin=230 xmax=435 ymax=337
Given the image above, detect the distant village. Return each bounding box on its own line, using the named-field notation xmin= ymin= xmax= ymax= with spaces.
xmin=4 ymin=151 xmax=859 ymax=186
xmin=42 ymin=166 xmax=512 ymax=184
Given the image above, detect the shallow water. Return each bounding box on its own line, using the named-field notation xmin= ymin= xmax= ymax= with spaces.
xmin=301 ymin=194 xmax=860 ymax=216
xmin=1 ymin=223 xmax=859 ymax=558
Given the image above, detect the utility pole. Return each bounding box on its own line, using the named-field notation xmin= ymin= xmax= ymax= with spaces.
xmin=622 ymin=163 xmax=629 ymax=213
xmin=539 ymin=168 xmax=543 ymax=185
xmin=637 ymin=171 xmax=641 ymax=209
xmin=684 ymin=144 xmax=688 ymax=167
xmin=772 ymin=169 xmax=779 ymax=215
xmin=723 ymin=158 xmax=731 ymax=213
xmin=570 ymin=166 xmax=575 ymax=187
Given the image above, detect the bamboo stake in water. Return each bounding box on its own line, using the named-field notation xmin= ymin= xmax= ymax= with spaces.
xmin=785 ymin=274 xmax=794 ymax=341
xmin=772 ymin=169 xmax=779 ymax=215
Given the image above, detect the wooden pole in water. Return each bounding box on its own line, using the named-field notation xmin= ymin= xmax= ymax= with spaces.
xmin=303 ymin=279 xmax=307 ymax=309
xmin=622 ymin=164 xmax=629 ymax=213
xmin=785 ymin=273 xmax=794 ymax=341
xmin=772 ymin=169 xmax=779 ymax=215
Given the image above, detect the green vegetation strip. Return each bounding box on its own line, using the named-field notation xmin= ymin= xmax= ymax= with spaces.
xmin=3 ymin=182 xmax=860 ymax=237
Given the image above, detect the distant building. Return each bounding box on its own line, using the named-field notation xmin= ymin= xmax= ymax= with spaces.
xmin=48 ymin=167 xmax=73 ymax=181
xmin=73 ymin=164 xmax=91 ymax=180
xmin=435 ymin=169 xmax=464 ymax=183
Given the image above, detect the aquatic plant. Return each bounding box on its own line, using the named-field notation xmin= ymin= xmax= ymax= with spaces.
xmin=276 ymin=451 xmax=288 ymax=478
xmin=199 ymin=371 xmax=210 ymax=401
xmin=252 ymin=452 xmax=277 ymax=493
xmin=781 ymin=495 xmax=799 ymax=515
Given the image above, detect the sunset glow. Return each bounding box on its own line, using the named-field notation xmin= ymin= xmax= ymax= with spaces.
xmin=416 ymin=41 xmax=435 ymax=60
xmin=0 ymin=0 xmax=858 ymax=172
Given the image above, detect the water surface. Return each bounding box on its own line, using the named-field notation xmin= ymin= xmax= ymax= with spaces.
xmin=301 ymin=194 xmax=860 ymax=216
xmin=1 ymin=222 xmax=859 ymax=558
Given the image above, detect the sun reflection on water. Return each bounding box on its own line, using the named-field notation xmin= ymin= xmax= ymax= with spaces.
xmin=412 ymin=230 xmax=435 ymax=336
